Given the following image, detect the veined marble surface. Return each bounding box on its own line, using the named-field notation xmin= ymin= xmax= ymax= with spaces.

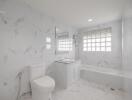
xmin=21 ymin=80 xmax=125 ymax=100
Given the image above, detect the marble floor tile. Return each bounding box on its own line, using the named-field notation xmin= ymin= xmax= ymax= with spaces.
xmin=21 ymin=80 xmax=125 ymax=100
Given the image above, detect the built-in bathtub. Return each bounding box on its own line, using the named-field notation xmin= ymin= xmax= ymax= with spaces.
xmin=80 ymin=65 xmax=132 ymax=90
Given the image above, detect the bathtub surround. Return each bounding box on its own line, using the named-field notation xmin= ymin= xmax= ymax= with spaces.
xmin=0 ymin=0 xmax=76 ymax=100
xmin=80 ymin=65 xmax=125 ymax=90
xmin=77 ymin=20 xmax=122 ymax=70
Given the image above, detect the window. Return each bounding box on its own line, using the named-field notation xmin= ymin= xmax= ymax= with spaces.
xmin=83 ymin=28 xmax=112 ymax=52
xmin=46 ymin=37 xmax=51 ymax=49
xmin=58 ymin=39 xmax=72 ymax=51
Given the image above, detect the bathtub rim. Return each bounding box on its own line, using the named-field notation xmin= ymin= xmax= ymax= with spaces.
xmin=80 ymin=64 xmax=132 ymax=79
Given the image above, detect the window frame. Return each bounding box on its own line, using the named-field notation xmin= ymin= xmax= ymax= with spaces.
xmin=46 ymin=37 xmax=51 ymax=50
xmin=83 ymin=28 xmax=112 ymax=52
xmin=57 ymin=38 xmax=73 ymax=52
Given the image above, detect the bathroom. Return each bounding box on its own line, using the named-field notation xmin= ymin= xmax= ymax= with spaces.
xmin=0 ymin=0 xmax=132 ymax=100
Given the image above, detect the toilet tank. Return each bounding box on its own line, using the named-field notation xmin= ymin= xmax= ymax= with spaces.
xmin=28 ymin=65 xmax=46 ymax=81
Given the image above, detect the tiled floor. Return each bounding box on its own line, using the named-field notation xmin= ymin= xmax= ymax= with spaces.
xmin=53 ymin=80 xmax=125 ymax=100
xmin=21 ymin=80 xmax=125 ymax=100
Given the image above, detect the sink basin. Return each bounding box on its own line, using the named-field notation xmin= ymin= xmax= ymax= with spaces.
xmin=56 ymin=58 xmax=75 ymax=64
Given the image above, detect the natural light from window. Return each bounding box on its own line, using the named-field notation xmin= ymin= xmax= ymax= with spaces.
xmin=58 ymin=39 xmax=72 ymax=51
xmin=46 ymin=37 xmax=51 ymax=50
xmin=83 ymin=28 xmax=112 ymax=52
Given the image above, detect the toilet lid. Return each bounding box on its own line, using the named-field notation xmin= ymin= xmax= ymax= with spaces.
xmin=32 ymin=76 xmax=55 ymax=88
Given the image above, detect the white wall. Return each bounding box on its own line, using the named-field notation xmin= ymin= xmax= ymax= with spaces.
xmin=77 ymin=20 xmax=122 ymax=69
xmin=0 ymin=0 xmax=75 ymax=100
xmin=123 ymin=17 xmax=132 ymax=100
xmin=123 ymin=17 xmax=132 ymax=71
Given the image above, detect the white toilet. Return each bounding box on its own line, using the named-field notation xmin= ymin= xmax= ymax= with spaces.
xmin=28 ymin=65 xmax=55 ymax=100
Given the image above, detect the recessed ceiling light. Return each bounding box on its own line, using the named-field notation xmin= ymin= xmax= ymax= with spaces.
xmin=88 ymin=19 xmax=93 ymax=22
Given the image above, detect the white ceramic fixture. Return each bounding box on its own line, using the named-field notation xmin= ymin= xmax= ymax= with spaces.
xmin=50 ymin=59 xmax=80 ymax=89
xmin=28 ymin=65 xmax=55 ymax=100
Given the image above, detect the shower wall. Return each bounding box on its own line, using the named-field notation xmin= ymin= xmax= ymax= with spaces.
xmin=0 ymin=0 xmax=75 ymax=100
xmin=77 ymin=20 xmax=122 ymax=69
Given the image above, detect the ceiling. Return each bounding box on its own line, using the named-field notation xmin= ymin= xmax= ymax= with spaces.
xmin=22 ymin=0 xmax=131 ymax=29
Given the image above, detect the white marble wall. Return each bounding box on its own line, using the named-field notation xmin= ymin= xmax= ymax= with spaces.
xmin=0 ymin=0 xmax=75 ymax=100
xmin=123 ymin=17 xmax=132 ymax=100
xmin=77 ymin=20 xmax=122 ymax=69
xmin=123 ymin=17 xmax=132 ymax=71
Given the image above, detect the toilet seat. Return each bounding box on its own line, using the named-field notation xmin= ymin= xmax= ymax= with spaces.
xmin=28 ymin=66 xmax=55 ymax=100
xmin=31 ymin=76 xmax=55 ymax=92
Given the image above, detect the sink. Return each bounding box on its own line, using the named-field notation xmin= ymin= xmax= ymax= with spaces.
xmin=56 ymin=58 xmax=75 ymax=64
xmin=48 ymin=60 xmax=81 ymax=90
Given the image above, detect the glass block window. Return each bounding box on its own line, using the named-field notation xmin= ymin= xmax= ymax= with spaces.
xmin=58 ymin=39 xmax=72 ymax=51
xmin=46 ymin=37 xmax=51 ymax=49
xmin=83 ymin=28 xmax=112 ymax=52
